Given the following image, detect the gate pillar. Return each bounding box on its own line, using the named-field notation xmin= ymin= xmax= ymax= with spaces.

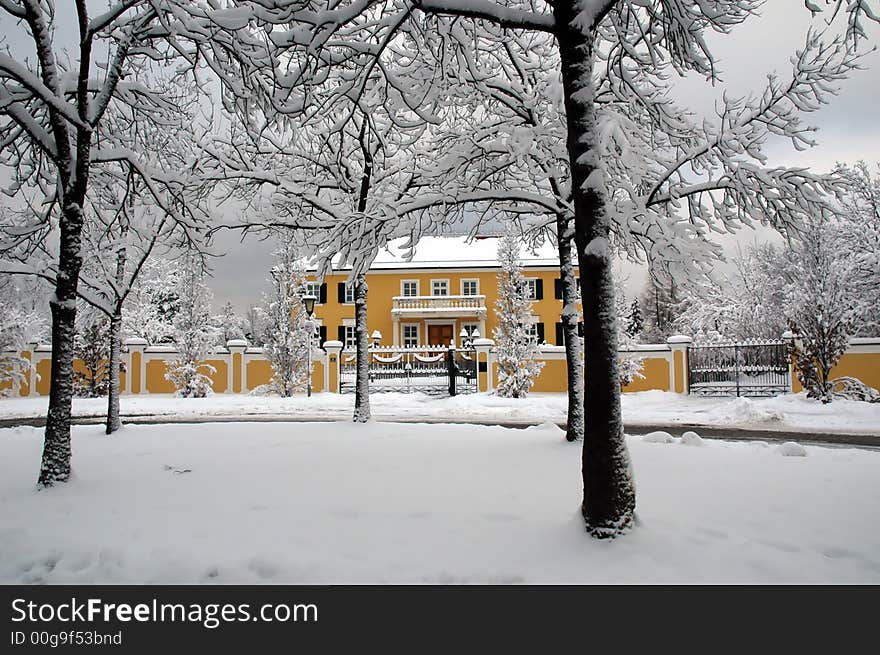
xmin=323 ymin=340 xmax=343 ymax=393
xmin=667 ymin=335 xmax=692 ymax=394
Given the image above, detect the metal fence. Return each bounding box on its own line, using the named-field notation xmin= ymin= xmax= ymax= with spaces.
xmin=688 ymin=340 xmax=791 ymax=397
xmin=339 ymin=345 xmax=478 ymax=396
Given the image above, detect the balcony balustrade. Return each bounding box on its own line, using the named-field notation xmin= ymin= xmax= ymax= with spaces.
xmin=391 ymin=294 xmax=487 ymax=317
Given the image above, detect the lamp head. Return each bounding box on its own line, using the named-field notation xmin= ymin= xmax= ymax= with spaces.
xmin=302 ymin=294 xmax=317 ymax=317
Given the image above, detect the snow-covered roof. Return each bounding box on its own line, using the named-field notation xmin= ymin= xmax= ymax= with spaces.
xmin=357 ymin=236 xmax=559 ymax=270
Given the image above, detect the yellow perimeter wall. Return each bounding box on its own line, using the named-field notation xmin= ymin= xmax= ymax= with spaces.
xmin=6 ymin=340 xmax=878 ymax=398
xmin=791 ymin=351 xmax=880 ymax=394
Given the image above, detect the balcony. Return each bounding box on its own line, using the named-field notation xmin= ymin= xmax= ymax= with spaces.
xmin=391 ymin=295 xmax=487 ymax=319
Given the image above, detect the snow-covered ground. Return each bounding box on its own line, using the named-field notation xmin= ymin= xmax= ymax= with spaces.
xmin=1 ymin=390 xmax=878 ymax=435
xmin=1 ymin=420 xmax=878 ymax=583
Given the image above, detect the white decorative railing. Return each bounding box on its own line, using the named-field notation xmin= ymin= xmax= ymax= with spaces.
xmin=392 ymin=295 xmax=486 ymax=312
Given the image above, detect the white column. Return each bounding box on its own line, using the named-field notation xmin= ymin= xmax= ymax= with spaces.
xmin=323 ymin=340 xmax=344 ymax=393
xmin=472 ymin=338 xmax=495 ymax=393
xmin=226 ymin=339 xmax=248 ymax=394
xmin=666 ymin=335 xmax=692 ymax=394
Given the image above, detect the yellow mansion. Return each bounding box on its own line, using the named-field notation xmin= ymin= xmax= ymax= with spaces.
xmin=305 ymin=236 xmax=580 ymax=349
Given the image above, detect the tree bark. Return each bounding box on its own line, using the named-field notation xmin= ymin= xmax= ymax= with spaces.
xmin=554 ymin=2 xmax=636 ymax=537
xmin=106 ymin=309 xmax=123 ymax=434
xmin=352 ymin=274 xmax=371 ymax=422
xmin=39 ymin=198 xmax=86 ymax=486
xmin=557 ymin=214 xmax=584 ymax=443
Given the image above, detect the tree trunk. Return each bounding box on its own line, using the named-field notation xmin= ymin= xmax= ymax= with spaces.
xmin=554 ymin=3 xmax=636 ymax=538
xmin=106 ymin=309 xmax=123 ymax=434
xmin=352 ymin=274 xmax=371 ymax=422
xmin=39 ymin=199 xmax=86 ymax=486
xmin=557 ymin=214 xmax=584 ymax=443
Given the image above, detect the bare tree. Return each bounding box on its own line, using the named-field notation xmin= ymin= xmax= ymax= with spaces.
xmin=0 ymin=0 xmax=217 ymax=483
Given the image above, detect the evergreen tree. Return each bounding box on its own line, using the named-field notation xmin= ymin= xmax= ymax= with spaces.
xmin=626 ymin=299 xmax=643 ymax=339
xmin=615 ymin=285 xmax=645 ymax=388
xmin=165 ymin=256 xmax=217 ymax=398
xmin=216 ymin=301 xmax=246 ymax=345
xmin=639 ymin=273 xmax=681 ymax=343
xmin=492 ymin=230 xmax=544 ymax=398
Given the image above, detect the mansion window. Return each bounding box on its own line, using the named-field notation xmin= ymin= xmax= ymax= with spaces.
xmin=461 ymin=279 xmax=479 ymax=296
xmin=337 ymin=282 xmax=356 ymax=304
xmin=526 ymin=322 xmax=539 ymax=343
xmin=431 ymin=280 xmax=449 ymax=296
xmin=305 ymin=282 xmax=321 ymax=302
xmin=344 ymin=326 xmax=356 ymax=350
xmin=403 ymin=324 xmax=419 ymax=347
xmin=402 ymin=280 xmax=419 ymax=297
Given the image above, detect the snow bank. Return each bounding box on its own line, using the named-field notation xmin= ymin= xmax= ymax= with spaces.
xmin=4 ymin=421 xmax=877 ymax=583
xmin=681 ymin=430 xmax=705 ymax=446
xmin=705 ymin=397 xmax=786 ymax=425
xmin=642 ymin=430 xmax=676 ymax=443
xmin=777 ymin=442 xmax=808 ymax=457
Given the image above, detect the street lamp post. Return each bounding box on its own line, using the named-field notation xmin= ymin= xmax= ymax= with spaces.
xmin=302 ymin=294 xmax=317 ymax=397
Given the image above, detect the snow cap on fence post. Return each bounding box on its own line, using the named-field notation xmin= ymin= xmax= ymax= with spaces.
xmin=472 ymin=338 xmax=495 ymax=393
xmin=666 ymin=335 xmax=692 ymax=394
xmin=226 ymin=339 xmax=248 ymax=394
xmin=323 ymin=340 xmax=344 ymax=393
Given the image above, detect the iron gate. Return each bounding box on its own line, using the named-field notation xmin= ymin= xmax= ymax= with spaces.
xmin=340 ymin=345 xmax=478 ymax=396
xmin=688 ymin=340 xmax=791 ymax=397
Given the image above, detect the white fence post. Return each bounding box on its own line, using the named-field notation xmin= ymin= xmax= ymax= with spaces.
xmin=472 ymin=338 xmax=495 ymax=393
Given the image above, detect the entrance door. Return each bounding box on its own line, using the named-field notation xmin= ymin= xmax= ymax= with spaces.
xmin=427 ymin=324 xmax=453 ymax=346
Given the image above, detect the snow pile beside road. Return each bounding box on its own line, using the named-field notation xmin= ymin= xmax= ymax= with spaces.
xmin=705 ymin=397 xmax=786 ymax=425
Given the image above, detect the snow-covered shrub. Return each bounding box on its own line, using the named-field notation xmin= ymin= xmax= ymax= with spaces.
xmin=73 ymin=305 xmax=111 ymax=398
xmin=253 ymin=244 xmax=311 ymax=397
xmin=166 ymin=361 xmax=215 ymax=398
xmin=0 ymin=292 xmax=44 ymax=396
xmin=784 ymin=218 xmax=860 ymax=404
xmin=492 ymin=230 xmax=544 ymax=398
xmin=829 ymin=377 xmax=880 ymax=403
xmin=0 ymin=280 xmax=46 ymax=395
xmin=165 ymin=256 xmax=217 ymax=398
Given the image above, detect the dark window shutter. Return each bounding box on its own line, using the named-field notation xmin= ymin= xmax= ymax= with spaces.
xmin=554 ymin=278 xmax=562 ymax=299
xmin=319 ymin=283 xmax=327 ymax=304
xmin=555 ymin=322 xmax=564 ymax=346
xmin=536 ymin=322 xmax=545 ymax=343
xmin=535 ymin=279 xmax=543 ymax=300
xmin=337 ymin=326 xmax=345 ymax=343
xmin=319 ymin=326 xmax=327 ymax=347
xmin=337 ymin=282 xmax=345 ymax=303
